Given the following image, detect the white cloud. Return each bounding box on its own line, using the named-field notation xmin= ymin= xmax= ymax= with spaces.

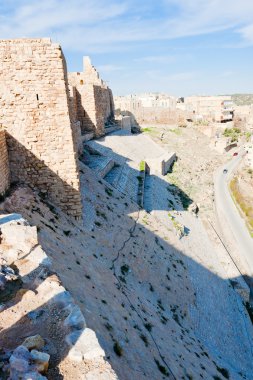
xmin=238 ymin=23 xmax=253 ymax=44
xmin=134 ymin=55 xmax=176 ymax=63
xmin=144 ymin=69 xmax=196 ymax=82
xmin=97 ymin=64 xmax=124 ymax=72
xmin=167 ymin=72 xmax=196 ymax=81
xmin=220 ymin=71 xmax=234 ymax=78
xmin=0 ymin=0 xmax=253 ymax=52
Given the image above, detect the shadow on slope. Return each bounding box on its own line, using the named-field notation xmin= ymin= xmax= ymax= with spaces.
xmin=82 ymin=135 xmax=192 ymax=213
xmin=1 ymin=170 xmax=253 ymax=380
xmin=0 ymin=136 xmax=253 ymax=379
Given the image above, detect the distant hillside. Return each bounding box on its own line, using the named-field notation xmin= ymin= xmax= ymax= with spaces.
xmin=231 ymin=94 xmax=253 ymax=106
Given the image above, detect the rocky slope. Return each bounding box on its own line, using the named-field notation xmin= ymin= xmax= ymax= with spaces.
xmin=0 ymin=213 xmax=116 ymax=379
xmin=1 ymin=156 xmax=253 ymax=379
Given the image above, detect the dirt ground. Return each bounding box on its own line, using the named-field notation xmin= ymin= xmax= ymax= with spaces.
xmin=232 ymin=163 xmax=253 ymax=235
xmin=141 ymin=123 xmax=230 ymax=221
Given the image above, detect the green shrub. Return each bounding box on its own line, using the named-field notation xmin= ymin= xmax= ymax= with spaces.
xmin=113 ymin=341 xmax=123 ymax=356
xmin=140 ymin=161 xmax=146 ymax=172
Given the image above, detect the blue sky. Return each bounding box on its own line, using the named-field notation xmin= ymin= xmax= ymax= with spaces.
xmin=1 ymin=0 xmax=253 ymax=96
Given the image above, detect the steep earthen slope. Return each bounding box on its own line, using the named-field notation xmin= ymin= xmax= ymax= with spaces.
xmin=1 ymin=160 xmax=253 ymax=380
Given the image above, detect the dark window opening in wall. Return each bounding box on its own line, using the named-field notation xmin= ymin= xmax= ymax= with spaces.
xmin=80 ymin=80 xmax=84 ymax=85
xmin=36 ymin=94 xmax=39 ymax=101
xmin=83 ymin=110 xmax=86 ymax=116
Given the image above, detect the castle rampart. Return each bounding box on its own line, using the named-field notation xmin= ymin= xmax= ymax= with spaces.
xmin=0 ymin=38 xmax=82 ymax=218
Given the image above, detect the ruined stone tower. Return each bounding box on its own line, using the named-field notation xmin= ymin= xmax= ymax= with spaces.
xmin=0 ymin=38 xmax=82 ymax=218
xmin=68 ymin=56 xmax=115 ymax=138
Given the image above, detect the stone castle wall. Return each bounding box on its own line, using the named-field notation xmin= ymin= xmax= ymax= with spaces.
xmin=115 ymin=105 xmax=183 ymax=126
xmin=0 ymin=38 xmax=82 ymax=218
xmin=69 ymin=57 xmax=114 ymax=137
xmin=0 ymin=127 xmax=10 ymax=196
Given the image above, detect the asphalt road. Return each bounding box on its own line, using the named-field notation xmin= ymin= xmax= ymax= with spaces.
xmin=214 ymin=150 xmax=253 ymax=276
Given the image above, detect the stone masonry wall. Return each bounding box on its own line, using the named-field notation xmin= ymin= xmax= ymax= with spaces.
xmin=120 ymin=107 xmax=183 ymax=126
xmin=0 ymin=127 xmax=10 ymax=196
xmin=0 ymin=38 xmax=82 ymax=218
xmin=68 ymin=56 xmax=114 ymax=137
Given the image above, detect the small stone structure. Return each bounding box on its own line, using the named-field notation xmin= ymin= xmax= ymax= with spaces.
xmin=0 ymin=38 xmax=82 ymax=218
xmin=0 ymin=127 xmax=10 ymax=197
xmin=161 ymin=152 xmax=177 ymax=175
xmin=119 ymin=115 xmax=132 ymax=131
xmin=147 ymin=152 xmax=176 ymax=176
xmin=69 ymin=57 xmax=115 ymax=138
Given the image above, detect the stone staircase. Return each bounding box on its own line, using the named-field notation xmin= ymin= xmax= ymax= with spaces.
xmin=82 ymin=148 xmax=115 ymax=179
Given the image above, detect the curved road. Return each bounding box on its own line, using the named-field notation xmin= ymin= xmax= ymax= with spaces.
xmin=214 ymin=150 xmax=253 ymax=276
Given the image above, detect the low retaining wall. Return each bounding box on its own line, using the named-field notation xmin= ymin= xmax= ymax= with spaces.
xmin=137 ymin=161 xmax=146 ymax=208
xmin=147 ymin=152 xmax=177 ymax=176
xmin=121 ymin=116 xmax=131 ymax=131
xmin=161 ymin=152 xmax=177 ymax=175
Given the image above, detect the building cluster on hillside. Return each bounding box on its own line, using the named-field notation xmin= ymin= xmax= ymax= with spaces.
xmin=178 ymin=95 xmax=234 ymax=123
xmin=244 ymin=135 xmax=253 ymax=169
xmin=234 ymin=104 xmax=253 ymax=130
xmin=115 ymin=93 xmax=235 ymax=125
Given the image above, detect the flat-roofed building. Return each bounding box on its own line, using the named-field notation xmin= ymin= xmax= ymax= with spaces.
xmin=184 ymin=95 xmax=234 ymax=122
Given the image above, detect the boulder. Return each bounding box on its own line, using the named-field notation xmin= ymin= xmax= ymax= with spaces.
xmin=9 ymin=346 xmax=30 ymax=377
xmin=188 ymin=202 xmax=199 ymax=215
xmin=30 ymin=350 xmax=50 ymax=373
xmin=66 ymin=328 xmax=105 ymax=361
xmin=64 ymin=305 xmax=86 ymax=330
xmin=22 ymin=335 xmax=45 ymax=351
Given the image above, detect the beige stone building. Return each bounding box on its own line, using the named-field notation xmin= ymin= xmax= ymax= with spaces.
xmin=234 ymin=105 xmax=253 ymax=130
xmin=183 ymin=95 xmax=234 ymax=122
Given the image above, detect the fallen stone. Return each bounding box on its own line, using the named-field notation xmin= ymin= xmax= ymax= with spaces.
xmin=188 ymin=202 xmax=199 ymax=214
xmin=30 ymin=350 xmax=50 ymax=373
xmin=66 ymin=328 xmax=105 ymax=361
xmin=22 ymin=335 xmax=45 ymax=351
xmin=64 ymin=305 xmax=86 ymax=330
xmin=9 ymin=346 xmax=30 ymax=374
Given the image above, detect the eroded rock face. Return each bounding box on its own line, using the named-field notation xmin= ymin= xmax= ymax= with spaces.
xmin=0 ymin=213 xmax=117 ymax=379
xmin=0 ymin=261 xmax=21 ymax=304
xmin=188 ymin=202 xmax=199 ymax=215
